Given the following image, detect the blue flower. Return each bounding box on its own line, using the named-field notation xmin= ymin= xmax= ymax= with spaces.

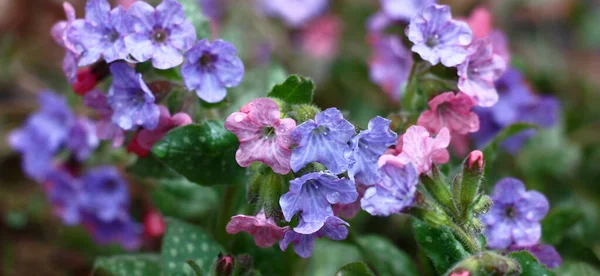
xmin=290 ymin=108 xmax=355 ymax=174
xmin=44 ymin=169 xmax=82 ymax=225
xmin=347 ymin=116 xmax=397 ymax=185
xmin=124 ymin=0 xmax=196 ymax=69
xmin=360 ymin=156 xmax=418 ymax=216
xmin=68 ymin=118 xmax=100 ymax=161
xmin=279 ymin=216 xmax=349 ymax=258
xmin=182 ymin=39 xmax=244 ymax=103
xmin=82 ymin=211 xmax=142 ymax=251
xmin=107 ymin=63 xmax=160 ymax=130
xmin=279 ymin=172 xmax=357 ymax=233
xmin=80 ymin=166 xmax=130 ymax=222
xmin=68 ymin=0 xmax=129 ymax=66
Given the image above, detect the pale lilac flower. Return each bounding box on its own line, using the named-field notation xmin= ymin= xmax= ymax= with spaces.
xmin=380 ymin=0 xmax=437 ymax=21
xmin=367 ymin=12 xmax=393 ymax=33
xmin=290 ymin=108 xmax=355 ymax=174
xmin=406 ymin=4 xmax=472 ymax=67
xmin=107 ymin=63 xmax=160 ymax=130
xmin=44 ymin=169 xmax=82 ymax=225
xmin=417 ymin=92 xmax=480 ymax=135
xmin=390 ymin=125 xmax=450 ymax=174
xmin=361 ymin=156 xmax=418 ymax=216
xmin=125 ymin=0 xmax=196 ymax=69
xmin=261 ymin=0 xmax=328 ymax=28
xmin=457 ymin=39 xmax=507 ymax=107
xmin=225 ymin=98 xmax=296 ymax=174
xmin=80 ymin=166 xmax=130 ymax=222
xmin=280 ymin=172 xmax=357 ymax=233
xmin=51 ymin=2 xmax=79 ymax=83
xmin=181 ymin=39 xmax=244 ymax=103
xmin=68 ymin=0 xmax=129 ymax=66
xmin=368 ymin=35 xmax=413 ymax=101
xmin=482 ymin=178 xmax=549 ymax=249
xmin=84 ymin=90 xmax=125 ymax=147
xmin=68 ymin=118 xmax=100 ymax=161
xmin=509 ymin=244 xmax=562 ymax=269
xmin=347 ymin=116 xmax=398 ymax=185
xmin=226 ymin=211 xmax=288 ymax=248
xmin=279 ymin=216 xmax=349 ymax=258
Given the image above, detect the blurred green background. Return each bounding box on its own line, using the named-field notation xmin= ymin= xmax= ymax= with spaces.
xmin=0 ymin=0 xmax=599 ymax=275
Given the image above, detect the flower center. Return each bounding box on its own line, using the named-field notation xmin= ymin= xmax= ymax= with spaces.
xmin=426 ymin=35 xmax=439 ymax=48
xmin=262 ymin=126 xmax=275 ymax=137
xmin=199 ymin=51 xmax=218 ymax=67
xmin=107 ymin=30 xmax=120 ymax=43
xmin=314 ymin=125 xmax=329 ymax=136
xmin=152 ymin=28 xmax=169 ymax=43
xmin=505 ymin=206 xmax=517 ymax=218
xmin=104 ymin=180 xmax=118 ymax=192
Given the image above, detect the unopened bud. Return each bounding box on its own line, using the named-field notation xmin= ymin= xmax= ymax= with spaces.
xmin=450 ymin=252 xmax=520 ymax=275
xmin=215 ymin=253 xmax=235 ymax=276
xmin=127 ymin=132 xmax=150 ymax=157
xmin=72 ymin=68 xmax=97 ymax=95
xmin=456 ymin=151 xmax=485 ymax=215
xmin=288 ymin=104 xmax=321 ymax=124
xmin=143 ymin=209 xmax=166 ymax=238
xmin=471 ymin=195 xmax=493 ymax=215
xmin=466 ymin=150 xmax=484 ymax=171
xmin=408 ymin=207 xmax=450 ymax=228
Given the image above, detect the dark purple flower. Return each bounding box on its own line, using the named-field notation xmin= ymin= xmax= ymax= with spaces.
xmin=68 ymin=118 xmax=100 ymax=161
xmin=347 ymin=116 xmax=397 ymax=185
xmin=380 ymin=0 xmax=437 ymax=21
xmin=509 ymin=244 xmax=562 ymax=269
xmin=107 ymin=63 xmax=160 ymax=130
xmin=368 ymin=35 xmax=413 ymax=102
xmin=482 ymin=178 xmax=549 ymax=249
xmin=68 ymin=0 xmax=129 ymax=66
xmin=279 ymin=216 xmax=349 ymax=258
xmin=80 ymin=166 xmax=130 ymax=222
xmin=260 ymin=0 xmax=328 ymax=28
xmin=83 ymin=90 xmax=126 ymax=147
xmin=83 ymin=211 xmax=142 ymax=251
xmin=181 ymin=39 xmax=244 ymax=103
xmin=290 ymin=108 xmax=355 ymax=174
xmin=360 ymin=156 xmax=418 ymax=216
xmin=471 ymin=68 xmax=560 ymax=154
xmin=124 ymin=0 xmax=196 ymax=69
xmin=279 ymin=172 xmax=357 ymax=233
xmin=8 ymin=91 xmax=75 ymax=180
xmin=44 ymin=169 xmax=82 ymax=225
xmin=51 ymin=2 xmax=79 ymax=83
xmin=406 ymin=4 xmax=472 ymax=67
xmin=457 ymin=39 xmax=506 ymax=107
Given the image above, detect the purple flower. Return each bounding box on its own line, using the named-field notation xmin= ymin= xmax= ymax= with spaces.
xmin=107 ymin=63 xmax=160 ymax=130
xmin=482 ymin=178 xmax=549 ymax=249
xmin=279 ymin=172 xmax=357 ymax=233
xmin=51 ymin=2 xmax=79 ymax=83
xmin=380 ymin=0 xmax=437 ymax=22
xmin=368 ymin=35 xmax=413 ymax=102
xmin=68 ymin=0 xmax=129 ymax=66
xmin=44 ymin=169 xmax=82 ymax=225
xmin=509 ymin=244 xmax=562 ymax=269
xmin=290 ymin=108 xmax=355 ymax=174
xmin=457 ymin=39 xmax=507 ymax=107
xmin=360 ymin=156 xmax=418 ymax=216
xmin=199 ymin=0 xmax=223 ymax=21
xmin=80 ymin=166 xmax=130 ymax=222
xmin=68 ymin=118 xmax=100 ymax=161
xmin=181 ymin=39 xmax=244 ymax=103
xmin=347 ymin=116 xmax=397 ymax=185
xmin=406 ymin=4 xmax=472 ymax=67
xmin=124 ymin=0 xmax=196 ymax=69
xmin=84 ymin=90 xmax=126 ymax=147
xmin=279 ymin=216 xmax=349 ymax=258
xmin=82 ymin=211 xmax=142 ymax=251
xmin=8 ymin=91 xmax=75 ymax=180
xmin=471 ymin=68 xmax=560 ymax=154
xmin=260 ymin=0 xmax=328 ymax=28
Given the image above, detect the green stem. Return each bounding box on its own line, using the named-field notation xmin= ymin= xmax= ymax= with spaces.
xmin=217 ymin=185 xmax=238 ymax=247
xmin=448 ymin=223 xmax=481 ymax=254
xmin=401 ymin=61 xmax=420 ymax=110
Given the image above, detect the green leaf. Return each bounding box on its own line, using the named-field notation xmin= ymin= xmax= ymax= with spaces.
xmin=482 ymin=123 xmax=538 ymax=164
xmin=306 ymin=239 xmax=362 ymax=276
xmin=542 ymin=207 xmax=584 ymax=245
xmin=412 ymin=219 xmax=470 ymax=274
xmin=508 ymin=251 xmax=554 ymax=276
xmin=93 ymin=254 xmax=161 ymax=276
xmin=185 ymin=260 xmax=204 ymax=276
xmin=161 ymin=218 xmax=224 ymax=276
xmin=357 ymin=235 xmax=418 ymax=276
xmin=179 ymin=0 xmax=210 ymax=39
xmin=152 ymin=122 xmax=245 ymax=186
xmin=555 ymin=261 xmax=600 ymax=275
xmin=335 ymin=262 xmax=376 ymax=276
xmin=267 ymin=75 xmax=314 ymax=105
xmin=127 ymin=155 xmax=181 ymax=181
xmin=151 ymin=178 xmax=219 ymax=219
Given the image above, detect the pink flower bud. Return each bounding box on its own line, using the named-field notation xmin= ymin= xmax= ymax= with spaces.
xmin=467 ymin=150 xmax=484 ymax=170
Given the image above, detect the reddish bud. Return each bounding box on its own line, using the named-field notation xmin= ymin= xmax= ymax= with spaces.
xmin=127 ymin=132 xmax=150 ymax=158
xmin=215 ymin=253 xmax=235 ymax=276
xmin=143 ymin=209 xmax=166 ymax=238
xmin=72 ymin=68 xmax=97 ymax=95
xmin=466 ymin=150 xmax=484 ymax=171
xmin=449 ymin=270 xmax=470 ymax=276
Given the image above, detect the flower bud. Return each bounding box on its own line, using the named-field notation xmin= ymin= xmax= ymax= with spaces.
xmin=448 ymin=251 xmax=520 ymax=275
xmin=246 ymin=166 xmax=289 ymax=219
xmin=420 ymin=166 xmax=457 ymax=215
xmin=471 ymin=195 xmax=493 ymax=215
xmin=215 ymin=253 xmax=235 ymax=276
xmin=466 ymin=150 xmax=484 ymax=171
xmin=287 ymin=104 xmax=321 ymax=124
xmin=454 ymin=151 xmax=485 ymax=215
xmin=72 ymin=68 xmax=97 ymax=95
xmin=143 ymin=209 xmax=166 ymax=238
xmin=408 ymin=206 xmax=451 ymax=228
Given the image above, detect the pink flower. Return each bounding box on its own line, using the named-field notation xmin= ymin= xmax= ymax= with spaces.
xmin=225 ymin=98 xmax=296 ymax=174
xmin=417 ymin=92 xmax=480 ymax=135
xmin=381 ymin=126 xmax=450 ymax=174
xmin=465 ymin=7 xmax=493 ymax=39
xmin=128 ymin=105 xmax=193 ymax=157
xmin=300 ymin=15 xmax=342 ymax=59
xmin=226 ymin=211 xmax=288 ymax=248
